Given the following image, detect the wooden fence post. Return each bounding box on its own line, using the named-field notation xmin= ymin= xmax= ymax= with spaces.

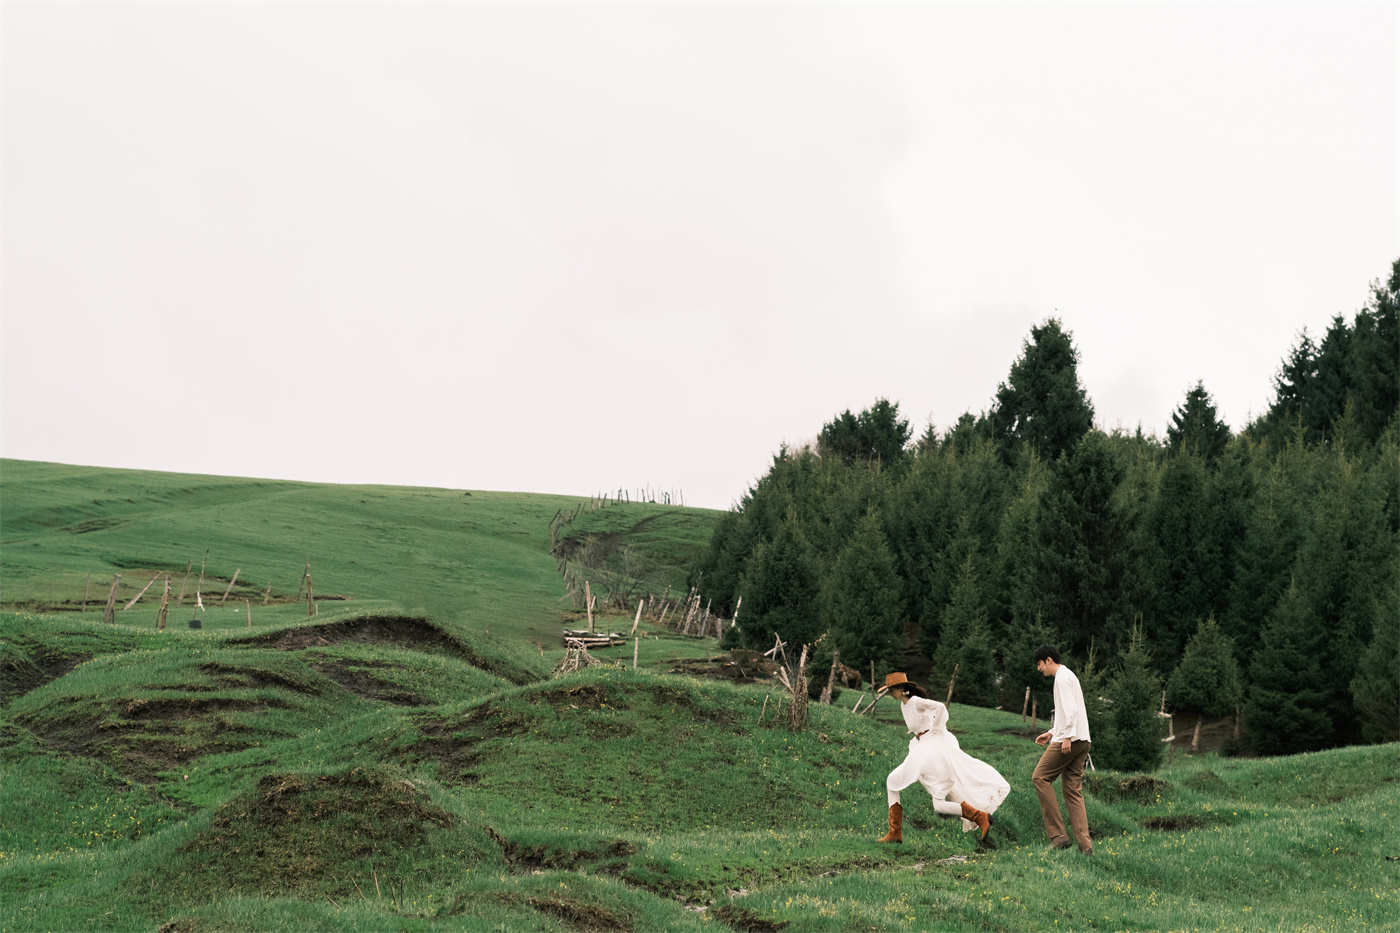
xmin=264 ymin=584 xmax=272 ymax=605
xmin=305 ymin=573 xmax=315 ymax=616
xmin=1022 ymin=686 xmax=1031 ymax=722
xmin=585 ymin=582 xmax=593 ymax=633
xmin=630 ymin=600 xmax=644 ymax=636
xmin=196 ymin=550 xmax=208 ymax=600
xmin=820 ymin=650 xmax=841 ymax=705
xmin=633 ymin=636 xmax=639 ymax=671
xmin=83 ymin=572 xmax=91 ymax=612
xmin=220 ymin=569 xmax=241 ymax=605
xmin=156 ymin=577 xmax=170 ymax=631
xmin=1030 ymin=697 xmax=1037 ymax=734
xmin=176 ymin=560 xmax=192 ymax=607
xmin=101 ymin=574 xmax=121 ymax=624
xmin=945 ymin=663 xmax=959 ymax=705
xmin=246 ymin=598 xmax=252 ymax=628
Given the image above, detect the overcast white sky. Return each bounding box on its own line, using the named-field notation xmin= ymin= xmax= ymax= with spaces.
xmin=3 ymin=2 xmax=1396 ymax=510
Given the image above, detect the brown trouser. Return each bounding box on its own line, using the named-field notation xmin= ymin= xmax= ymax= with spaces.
xmin=1032 ymin=739 xmax=1092 ymax=852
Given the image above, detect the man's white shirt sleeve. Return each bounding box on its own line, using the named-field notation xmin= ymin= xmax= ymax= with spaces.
xmin=1051 ymin=667 xmax=1091 ymax=744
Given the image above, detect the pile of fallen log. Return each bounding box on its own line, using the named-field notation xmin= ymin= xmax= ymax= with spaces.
xmin=561 ymin=629 xmax=624 ymax=649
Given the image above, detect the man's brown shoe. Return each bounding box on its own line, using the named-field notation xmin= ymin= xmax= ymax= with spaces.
xmin=1048 ymin=836 xmax=1072 ymax=850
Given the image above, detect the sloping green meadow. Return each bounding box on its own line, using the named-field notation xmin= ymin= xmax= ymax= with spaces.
xmin=2 ymin=461 xmax=1397 ymax=931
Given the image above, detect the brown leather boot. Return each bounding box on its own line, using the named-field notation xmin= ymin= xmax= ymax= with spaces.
xmin=961 ymin=801 xmax=992 ymax=842
xmin=876 ymin=803 xmax=903 ymax=843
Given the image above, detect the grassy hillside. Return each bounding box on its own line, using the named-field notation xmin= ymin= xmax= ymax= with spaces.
xmin=2 ymin=460 xmax=1397 ymax=932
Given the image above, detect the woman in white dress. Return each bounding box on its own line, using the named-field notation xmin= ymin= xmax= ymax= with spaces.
xmin=874 ymin=672 xmax=1010 ymax=845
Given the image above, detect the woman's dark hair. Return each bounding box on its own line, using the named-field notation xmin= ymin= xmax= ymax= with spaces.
xmin=1033 ymin=644 xmax=1062 ymax=664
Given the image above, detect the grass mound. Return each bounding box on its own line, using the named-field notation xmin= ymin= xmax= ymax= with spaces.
xmin=180 ymin=768 xmax=454 ymax=897
xmin=230 ymin=612 xmax=545 ymax=686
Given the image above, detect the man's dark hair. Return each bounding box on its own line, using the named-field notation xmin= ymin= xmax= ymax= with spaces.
xmin=1033 ymin=644 xmax=1062 ymax=664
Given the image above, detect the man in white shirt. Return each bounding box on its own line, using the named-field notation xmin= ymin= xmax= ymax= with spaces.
xmin=1032 ymin=644 xmax=1093 ymax=854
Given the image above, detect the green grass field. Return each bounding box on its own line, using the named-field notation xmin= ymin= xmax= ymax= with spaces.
xmin=2 ymin=460 xmax=1397 ymax=932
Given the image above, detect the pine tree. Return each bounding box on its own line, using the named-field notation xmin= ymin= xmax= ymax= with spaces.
xmin=1166 ymin=381 xmax=1232 ymax=463
xmin=1147 ymin=451 xmax=1221 ymax=666
xmin=818 ymin=398 xmax=912 ymax=467
xmin=822 ymin=512 xmax=905 ymax=675
xmin=990 ymin=318 xmax=1095 ymax=463
xmin=1245 ymin=580 xmax=1331 ymax=755
xmin=1351 ymin=582 xmax=1400 ymax=744
xmin=1289 ymin=443 xmax=1394 ymax=744
xmin=934 ymin=555 xmax=994 ymax=705
xmin=998 ymin=613 xmax=1060 ymax=716
xmin=954 ymin=614 xmax=1000 ymax=709
xmin=1347 ymin=261 xmax=1400 ymax=445
xmin=1165 ymin=616 xmax=1243 ymax=718
xmin=1021 ymin=431 xmax=1129 ymax=655
xmin=1102 ymin=623 xmax=1166 ymax=772
xmin=735 ymin=514 xmax=822 ymax=652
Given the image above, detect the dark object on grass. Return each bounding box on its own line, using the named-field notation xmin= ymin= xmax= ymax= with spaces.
xmin=188 ymin=619 xmax=202 ymax=629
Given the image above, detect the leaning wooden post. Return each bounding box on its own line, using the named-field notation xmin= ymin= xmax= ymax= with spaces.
xmin=176 ymin=560 xmax=192 ymax=607
xmin=196 ymin=550 xmax=208 ymax=598
xmin=944 ymin=663 xmax=959 ymax=705
xmin=82 ymin=572 xmax=92 ymax=612
xmin=305 ymin=573 xmax=315 ymax=617
xmin=630 ymin=600 xmax=644 ymax=636
xmin=296 ymin=560 xmax=310 ymax=600
xmin=633 ymin=636 xmax=639 ymax=671
xmin=585 ymin=582 xmax=593 ymax=633
xmin=156 ymin=577 xmax=171 ymax=631
xmin=820 ymin=650 xmax=841 ymax=705
xmin=263 ymin=584 xmax=272 ymax=605
xmin=220 ymin=569 xmax=241 ymax=605
xmin=246 ymin=598 xmax=252 ymax=628
xmin=101 ymin=574 xmax=121 ymax=624
xmin=1022 ymin=686 xmax=1031 ymax=722
xmin=123 ymin=572 xmax=163 ymax=611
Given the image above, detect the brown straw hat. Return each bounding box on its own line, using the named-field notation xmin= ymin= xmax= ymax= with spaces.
xmin=879 ymin=672 xmax=927 ymax=699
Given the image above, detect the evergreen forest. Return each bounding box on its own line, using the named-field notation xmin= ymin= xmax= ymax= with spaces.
xmin=693 ymin=260 xmax=1400 ymax=768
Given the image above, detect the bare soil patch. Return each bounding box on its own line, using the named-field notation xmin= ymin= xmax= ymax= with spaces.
xmin=1 ymin=651 xmax=86 ymax=705
xmin=526 ymin=896 xmax=634 ymax=933
xmin=310 ymin=658 xmax=429 ymax=706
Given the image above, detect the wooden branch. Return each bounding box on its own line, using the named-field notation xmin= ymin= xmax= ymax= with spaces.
xmin=123 ymin=572 xmax=162 ymax=611
xmin=177 ymin=559 xmax=192 ymax=607
xmin=944 ymin=663 xmax=959 ymax=705
xmin=220 ymin=569 xmax=241 ymax=605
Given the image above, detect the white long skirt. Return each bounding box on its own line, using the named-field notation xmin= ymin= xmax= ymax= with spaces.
xmin=886 ymin=729 xmax=1011 ymax=832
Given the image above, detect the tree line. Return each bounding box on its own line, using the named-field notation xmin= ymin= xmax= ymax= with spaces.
xmin=692 ymin=260 xmax=1399 ymax=768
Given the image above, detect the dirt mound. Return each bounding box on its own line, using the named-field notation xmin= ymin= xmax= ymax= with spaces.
xmin=310 ymin=658 xmax=429 ymax=706
xmin=1141 ymin=814 xmax=1208 ymax=832
xmin=180 ymin=768 xmax=454 ymax=897
xmin=1 ymin=650 xmax=86 ymax=705
xmin=406 ymin=703 xmax=520 ymax=785
xmin=232 ymin=614 xmax=540 ymax=685
xmin=527 ymin=895 xmax=635 ymax=933
xmin=18 ymin=695 xmax=263 ymax=783
xmin=1084 ymin=773 xmax=1172 ymax=804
